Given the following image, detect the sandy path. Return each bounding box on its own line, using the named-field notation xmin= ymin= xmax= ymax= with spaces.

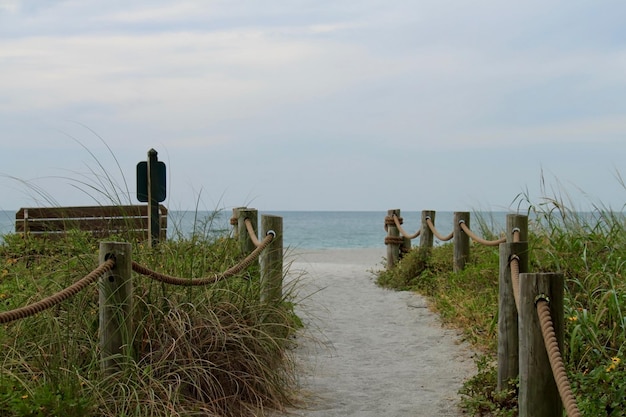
xmin=281 ymin=248 xmax=476 ymax=417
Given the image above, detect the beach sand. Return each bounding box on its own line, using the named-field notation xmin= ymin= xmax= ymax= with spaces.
xmin=279 ymin=248 xmax=476 ymax=417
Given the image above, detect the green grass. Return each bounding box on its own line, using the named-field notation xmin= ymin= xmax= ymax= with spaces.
xmin=377 ymin=196 xmax=626 ymax=416
xmin=0 ymin=225 xmax=301 ymax=417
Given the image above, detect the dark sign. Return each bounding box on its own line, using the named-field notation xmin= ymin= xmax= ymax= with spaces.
xmin=136 ymin=161 xmax=166 ymax=203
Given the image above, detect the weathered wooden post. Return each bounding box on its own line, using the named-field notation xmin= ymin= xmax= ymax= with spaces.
xmin=519 ymin=272 xmax=564 ymax=417
xmin=453 ymin=212 xmax=470 ymax=272
xmin=237 ymin=208 xmax=258 ymax=254
xmin=401 ymin=236 xmax=412 ymax=258
xmin=420 ymin=210 xmax=435 ymax=250
xmin=506 ymin=214 xmax=528 ymax=243
xmin=231 ymin=207 xmax=247 ymax=239
xmin=385 ymin=209 xmax=402 ymax=269
xmin=497 ymin=239 xmax=528 ymax=390
xmin=147 ymin=149 xmax=161 ymax=247
xmin=260 ymin=215 xmax=283 ymax=304
xmin=99 ymin=241 xmax=134 ymax=374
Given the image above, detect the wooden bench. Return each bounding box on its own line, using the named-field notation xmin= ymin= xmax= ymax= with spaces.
xmin=15 ymin=205 xmax=168 ymax=241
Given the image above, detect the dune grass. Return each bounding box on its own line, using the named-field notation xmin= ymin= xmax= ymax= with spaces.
xmin=0 ymin=135 xmax=304 ymax=416
xmin=0 ymin=225 xmax=301 ymax=417
xmin=377 ymin=193 xmax=626 ymax=416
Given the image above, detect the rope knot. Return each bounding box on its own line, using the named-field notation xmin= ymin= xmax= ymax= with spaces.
xmin=384 ymin=215 xmax=402 ymax=227
xmin=384 ymin=236 xmax=405 ymax=246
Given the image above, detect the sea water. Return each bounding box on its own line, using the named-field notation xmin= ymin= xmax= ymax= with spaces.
xmin=0 ymin=209 xmax=509 ymax=249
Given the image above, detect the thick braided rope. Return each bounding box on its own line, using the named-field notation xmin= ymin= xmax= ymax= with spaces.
xmin=0 ymin=258 xmax=116 ymax=324
xmin=393 ymin=214 xmax=421 ymax=239
xmin=132 ymin=233 xmax=274 ymax=286
xmin=244 ymin=218 xmax=261 ymax=247
xmin=510 ymin=255 xmax=521 ymax=312
xmin=509 ymin=230 xmax=522 ymax=311
xmin=459 ymin=221 xmax=506 ymax=246
xmin=384 ymin=215 xmax=401 ymax=232
xmin=384 ymin=236 xmax=405 ymax=245
xmin=536 ymin=300 xmax=581 ymax=417
xmin=425 ymin=217 xmax=454 ymax=241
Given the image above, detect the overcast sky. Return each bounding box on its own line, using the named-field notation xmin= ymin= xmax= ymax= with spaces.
xmin=1 ymin=1 xmax=625 ymax=212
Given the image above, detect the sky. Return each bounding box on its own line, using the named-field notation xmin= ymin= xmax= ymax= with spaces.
xmin=1 ymin=0 xmax=626 ymax=212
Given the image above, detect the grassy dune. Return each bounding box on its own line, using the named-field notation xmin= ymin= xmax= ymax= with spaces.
xmin=0 ymin=224 xmax=301 ymax=417
xmin=378 ymin=196 xmax=626 ymax=416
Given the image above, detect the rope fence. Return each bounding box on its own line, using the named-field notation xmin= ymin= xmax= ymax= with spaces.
xmin=0 ymin=210 xmax=283 ymax=374
xmin=131 ymin=231 xmax=274 ymax=286
xmin=0 ymin=203 xmax=584 ymax=415
xmin=387 ymin=208 xmax=581 ymax=417
xmin=0 ymin=258 xmax=116 ymax=324
xmin=458 ymin=220 xmax=506 ymax=246
xmin=426 ymin=217 xmax=454 ymax=241
xmin=384 ymin=209 xmax=512 ymax=270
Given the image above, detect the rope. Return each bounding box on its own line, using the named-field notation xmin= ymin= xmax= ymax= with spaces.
xmin=459 ymin=221 xmax=506 ymax=246
xmin=132 ymin=232 xmax=274 ymax=286
xmin=425 ymin=217 xmax=454 ymax=241
xmin=393 ymin=214 xmax=421 ymax=239
xmin=510 ymin=255 xmax=521 ymax=312
xmin=384 ymin=215 xmax=401 ymax=232
xmin=508 ymin=229 xmax=523 ymax=311
xmin=536 ymin=299 xmax=582 ymax=417
xmin=244 ymin=218 xmax=261 ymax=247
xmin=384 ymin=236 xmax=405 ymax=245
xmin=513 ymin=228 xmax=521 ymax=243
xmin=0 ymin=258 xmax=116 ymax=324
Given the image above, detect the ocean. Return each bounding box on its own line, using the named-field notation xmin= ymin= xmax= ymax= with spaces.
xmin=1 ymin=209 xmax=510 ymax=250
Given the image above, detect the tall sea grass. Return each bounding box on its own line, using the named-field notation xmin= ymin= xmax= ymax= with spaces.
xmin=0 ymin=228 xmax=301 ymax=417
xmin=0 ymin=135 xmax=301 ymax=416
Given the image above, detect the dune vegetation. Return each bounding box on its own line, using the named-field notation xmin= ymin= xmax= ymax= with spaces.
xmin=377 ymin=189 xmax=626 ymax=416
xmin=0 ymin=221 xmax=301 ymax=417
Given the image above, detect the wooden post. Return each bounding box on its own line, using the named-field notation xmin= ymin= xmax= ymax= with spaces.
xmin=519 ymin=272 xmax=564 ymax=417
xmin=401 ymin=236 xmax=411 ymax=258
xmin=497 ymin=241 xmax=528 ymax=390
xmin=237 ymin=208 xmax=258 ymax=254
xmin=506 ymin=214 xmax=528 ymax=242
xmin=147 ymin=149 xmax=160 ymax=247
xmin=420 ymin=210 xmax=435 ymax=250
xmin=22 ymin=208 xmax=29 ymax=234
xmin=497 ymin=214 xmax=529 ymax=388
xmin=231 ymin=207 xmax=247 ymax=239
xmin=260 ymin=215 xmax=283 ymax=304
xmin=386 ymin=209 xmax=401 ymax=269
xmin=99 ymin=241 xmax=134 ymax=374
xmin=453 ymin=212 xmax=470 ymax=272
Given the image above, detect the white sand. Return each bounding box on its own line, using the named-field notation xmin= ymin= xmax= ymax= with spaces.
xmin=280 ymin=248 xmax=476 ymax=417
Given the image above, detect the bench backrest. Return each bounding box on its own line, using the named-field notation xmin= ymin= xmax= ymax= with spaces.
xmin=15 ymin=205 xmax=168 ymax=240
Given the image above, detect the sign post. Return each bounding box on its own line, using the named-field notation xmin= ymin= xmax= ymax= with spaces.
xmin=137 ymin=149 xmax=166 ymax=246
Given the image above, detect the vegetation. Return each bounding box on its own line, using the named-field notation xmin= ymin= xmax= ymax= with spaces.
xmin=0 ymin=222 xmax=301 ymax=416
xmin=377 ymin=195 xmax=626 ymax=416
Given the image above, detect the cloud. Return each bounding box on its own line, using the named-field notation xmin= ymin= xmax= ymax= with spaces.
xmin=0 ymin=25 xmax=400 ymax=148
xmin=1 ymin=0 xmax=626 ymax=211
xmin=99 ymin=1 xmax=208 ymax=24
xmin=0 ymin=0 xmax=19 ymax=13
